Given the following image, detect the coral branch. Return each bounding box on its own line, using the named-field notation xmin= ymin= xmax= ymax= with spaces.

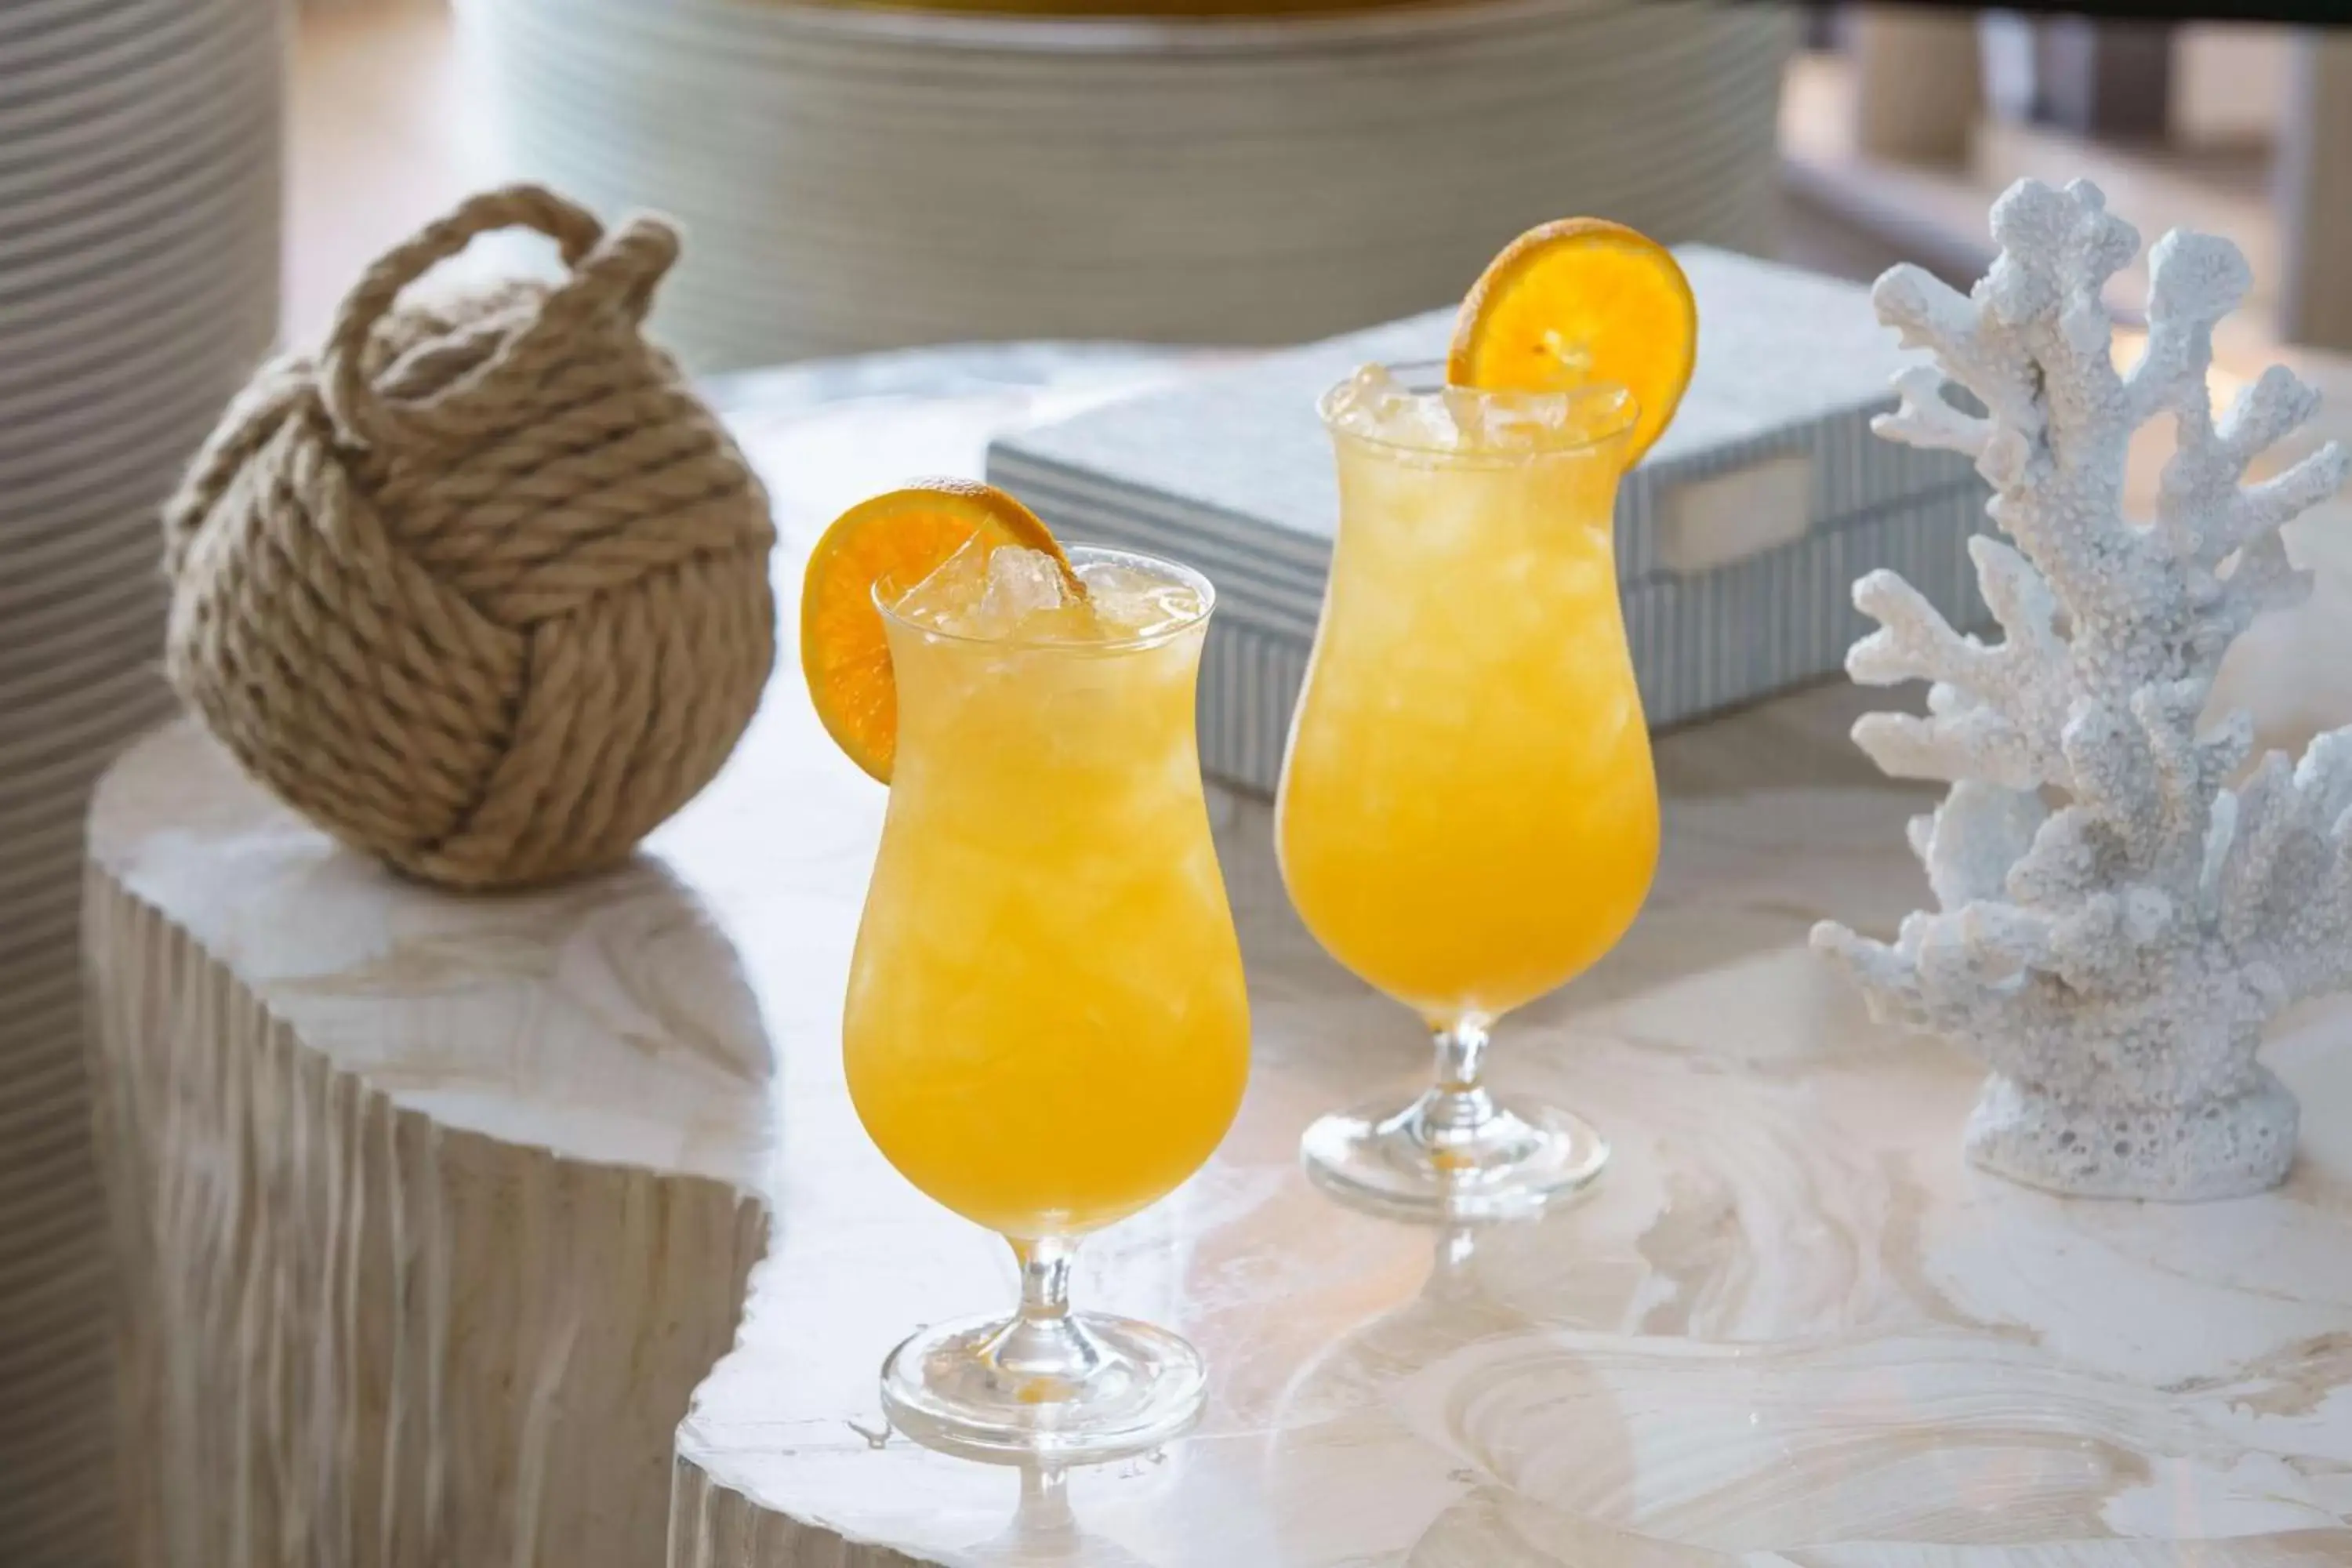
xmin=1813 ymin=176 xmax=2352 ymax=1200
xmin=1918 ymin=779 xmax=2048 ymax=909
xmin=2217 ymin=366 xmax=2321 ymax=469
xmin=2224 ymin=443 xmax=2352 ymax=557
xmin=1969 ymin=537 xmax=2062 ymax=655
xmin=1873 ymin=266 xmax=2044 ymax=441
xmin=1871 ymin=265 xmax=1977 ymax=355
xmin=1846 ymin=570 xmax=1986 ymax=688
xmin=1852 ymin=705 xmax=2044 ymax=790
xmin=2127 ymin=230 xmax=2249 ymax=426
xmin=1873 ymin=365 xmax=1992 ymax=457
xmin=2212 ymin=533 xmax=2311 ymax=644
xmin=2213 ymin=753 xmax=2296 ymax=937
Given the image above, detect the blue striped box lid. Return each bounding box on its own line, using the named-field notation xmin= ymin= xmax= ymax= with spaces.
xmin=1185 ymin=484 xmax=1992 ymax=795
xmin=988 ymin=245 xmax=1973 ymax=634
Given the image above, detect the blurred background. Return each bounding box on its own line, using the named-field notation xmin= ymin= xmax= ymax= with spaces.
xmin=282 ymin=1 xmax=2349 ymax=364
xmin=6 ymin=2 xmax=2351 ymax=1563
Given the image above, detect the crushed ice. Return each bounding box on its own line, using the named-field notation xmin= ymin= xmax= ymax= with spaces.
xmin=892 ymin=539 xmax=1203 ymax=642
xmin=1323 ymin=364 xmax=1634 ymax=453
xmin=1073 ymin=559 xmax=1205 ymax=640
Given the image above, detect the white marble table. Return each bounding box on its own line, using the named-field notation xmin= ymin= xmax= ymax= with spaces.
xmin=84 ymin=346 xmax=2352 ymax=1566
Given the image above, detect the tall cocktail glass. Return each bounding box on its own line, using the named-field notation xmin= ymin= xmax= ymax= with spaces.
xmin=1278 ymin=365 xmax=1653 ymax=1220
xmin=845 ymin=545 xmax=1249 ymax=1461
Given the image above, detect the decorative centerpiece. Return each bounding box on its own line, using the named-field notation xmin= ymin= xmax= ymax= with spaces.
xmin=1812 ymin=178 xmax=2352 ymax=1201
xmin=163 ymin=186 xmax=776 ymax=891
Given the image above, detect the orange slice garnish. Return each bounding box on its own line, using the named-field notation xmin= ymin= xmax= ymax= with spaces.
xmin=1446 ymin=218 xmax=1696 ymax=467
xmin=800 ymin=479 xmax=1073 ymax=783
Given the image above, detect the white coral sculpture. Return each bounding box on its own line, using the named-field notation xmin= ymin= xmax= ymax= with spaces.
xmin=1811 ymin=177 xmax=2352 ymax=1201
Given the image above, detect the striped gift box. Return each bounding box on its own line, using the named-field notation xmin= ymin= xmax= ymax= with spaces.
xmin=988 ymin=248 xmax=1992 ymax=795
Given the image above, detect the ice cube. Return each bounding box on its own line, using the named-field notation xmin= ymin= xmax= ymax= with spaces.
xmin=890 ymin=534 xmax=991 ymax=630
xmin=1327 ymin=361 xmax=1644 ymax=455
xmin=1323 ymin=363 xmax=1397 ymax=431
xmin=1076 ymin=560 xmax=1204 ymax=639
xmin=1479 ymin=394 xmax=1568 ymax=450
xmin=896 ymin=541 xmax=1203 ymax=644
xmin=1440 ymin=384 xmax=1490 ymax=448
xmin=978 ymin=544 xmax=1072 ymax=627
xmin=1324 ymin=363 xmax=1474 ymax=451
xmin=893 ymin=538 xmax=1072 ymax=638
xmin=1327 ymin=364 xmax=1432 ymax=443
xmin=1441 ymin=383 xmax=1595 ymax=450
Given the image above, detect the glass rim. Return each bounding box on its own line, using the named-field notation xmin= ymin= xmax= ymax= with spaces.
xmin=873 ymin=541 xmax=1217 ymax=652
xmin=1317 ymin=358 xmax=1642 ymax=459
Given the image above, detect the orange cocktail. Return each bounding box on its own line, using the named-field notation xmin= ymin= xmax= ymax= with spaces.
xmin=845 ymin=546 xmax=1249 ymax=1240
xmin=1277 ymin=218 xmax=1693 ymax=1221
xmin=802 ymin=482 xmax=1247 ymax=1463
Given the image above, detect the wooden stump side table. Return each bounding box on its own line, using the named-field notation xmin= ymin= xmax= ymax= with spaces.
xmin=82 ymin=348 xmax=2352 ymax=1566
xmin=82 ymin=723 xmax=771 ymax=1568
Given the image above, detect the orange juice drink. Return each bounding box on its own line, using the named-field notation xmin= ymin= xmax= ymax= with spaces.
xmin=1277 ymin=214 xmax=1694 ymax=1224
xmin=845 ymin=543 xmax=1249 ymax=1240
xmin=1278 ymin=367 xmax=1655 ymax=1221
xmin=1279 ymin=368 xmax=1655 ymax=1025
xmin=800 ymin=485 xmax=1245 ymax=1462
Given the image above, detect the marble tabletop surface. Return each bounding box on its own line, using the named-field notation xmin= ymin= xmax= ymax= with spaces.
xmin=89 ymin=343 xmax=2352 ymax=1565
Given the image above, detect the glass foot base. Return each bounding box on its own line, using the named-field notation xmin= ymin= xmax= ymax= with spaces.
xmin=880 ymin=1310 xmax=1207 ymax=1465
xmin=1300 ymin=1090 xmax=1609 ymax=1222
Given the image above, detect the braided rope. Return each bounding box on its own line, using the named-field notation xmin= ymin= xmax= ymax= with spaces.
xmin=162 ymin=186 xmax=775 ymax=889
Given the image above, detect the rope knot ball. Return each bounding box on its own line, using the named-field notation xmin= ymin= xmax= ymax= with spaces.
xmin=162 ymin=187 xmax=776 ymax=889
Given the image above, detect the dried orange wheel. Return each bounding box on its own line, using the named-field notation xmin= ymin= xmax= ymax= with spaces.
xmin=800 ymin=479 xmax=1072 ymax=783
xmin=1446 ymin=218 xmax=1697 ymax=467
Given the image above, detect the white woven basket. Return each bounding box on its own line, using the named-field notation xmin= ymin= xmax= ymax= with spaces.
xmin=0 ymin=2 xmax=281 ymax=1562
xmin=457 ymin=0 xmax=1792 ymax=370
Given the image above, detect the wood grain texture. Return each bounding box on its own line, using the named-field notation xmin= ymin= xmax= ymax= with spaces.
xmin=82 ymin=789 xmax=768 ymax=1568
xmin=670 ymin=1460 xmax=937 ymax=1568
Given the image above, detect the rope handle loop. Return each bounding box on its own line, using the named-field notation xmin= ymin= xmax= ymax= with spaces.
xmin=319 ymin=184 xmax=678 ymax=449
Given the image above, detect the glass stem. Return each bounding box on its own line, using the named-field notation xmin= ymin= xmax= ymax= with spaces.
xmin=1020 ymin=1236 xmax=1075 ymax=1323
xmin=1014 ymin=1465 xmax=1076 ymax=1544
xmin=984 ymin=1237 xmax=1102 ymax=1396
xmin=1416 ymin=1020 xmax=1501 ymax=1152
